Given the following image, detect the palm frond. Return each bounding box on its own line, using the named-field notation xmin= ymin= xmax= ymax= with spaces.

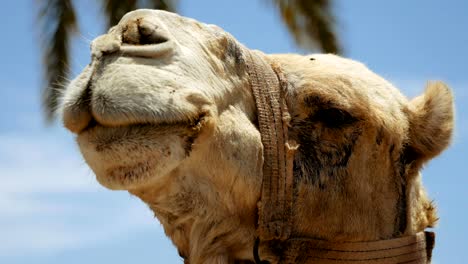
xmin=273 ymin=0 xmax=341 ymax=54
xmin=37 ymin=0 xmax=77 ymax=121
xmin=102 ymin=0 xmax=138 ymax=28
xmin=102 ymin=0 xmax=176 ymax=28
xmin=141 ymin=0 xmax=177 ymax=12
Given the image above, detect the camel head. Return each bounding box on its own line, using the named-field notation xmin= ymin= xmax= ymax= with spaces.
xmin=61 ymin=9 xmax=454 ymax=263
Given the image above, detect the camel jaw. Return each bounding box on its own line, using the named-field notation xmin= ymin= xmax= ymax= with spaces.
xmin=76 ymin=116 xmax=204 ymax=190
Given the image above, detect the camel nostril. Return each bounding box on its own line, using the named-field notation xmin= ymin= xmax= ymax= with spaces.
xmin=138 ymin=20 xmax=168 ymax=45
xmin=122 ymin=18 xmax=168 ymax=45
xmin=120 ymin=17 xmax=174 ymax=58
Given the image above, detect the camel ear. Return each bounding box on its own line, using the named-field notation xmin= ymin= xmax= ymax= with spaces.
xmin=404 ymin=82 xmax=454 ymax=165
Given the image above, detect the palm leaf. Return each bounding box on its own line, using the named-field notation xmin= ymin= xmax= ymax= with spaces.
xmin=102 ymin=0 xmax=138 ymax=28
xmin=38 ymin=0 xmax=77 ymax=121
xmin=273 ymin=0 xmax=341 ymax=54
xmin=103 ymin=0 xmax=176 ymax=28
xmin=142 ymin=0 xmax=176 ymax=12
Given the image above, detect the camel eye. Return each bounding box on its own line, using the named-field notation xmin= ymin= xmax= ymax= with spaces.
xmin=315 ymin=108 xmax=356 ymax=128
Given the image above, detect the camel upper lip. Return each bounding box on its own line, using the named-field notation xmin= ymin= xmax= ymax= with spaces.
xmin=119 ymin=40 xmax=175 ymax=58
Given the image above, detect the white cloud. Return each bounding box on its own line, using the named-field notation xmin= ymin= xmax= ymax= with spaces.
xmin=0 ymin=197 xmax=162 ymax=256
xmin=0 ymin=130 xmax=98 ymax=194
xmin=0 ymin=127 xmax=164 ymax=257
xmin=0 ymin=194 xmax=62 ymax=216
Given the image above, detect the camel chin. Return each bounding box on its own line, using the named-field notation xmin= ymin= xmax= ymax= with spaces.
xmin=76 ymin=123 xmax=195 ymax=190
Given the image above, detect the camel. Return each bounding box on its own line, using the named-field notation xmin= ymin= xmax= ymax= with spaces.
xmin=60 ymin=9 xmax=454 ymax=264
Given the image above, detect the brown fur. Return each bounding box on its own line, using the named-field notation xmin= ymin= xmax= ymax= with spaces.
xmin=61 ymin=10 xmax=454 ymax=263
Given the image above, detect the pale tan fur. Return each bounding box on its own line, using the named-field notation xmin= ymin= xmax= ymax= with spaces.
xmin=61 ymin=10 xmax=454 ymax=264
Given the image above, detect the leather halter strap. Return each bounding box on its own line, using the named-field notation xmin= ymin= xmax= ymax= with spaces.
xmin=244 ymin=50 xmax=298 ymax=241
xmin=243 ymin=49 xmax=435 ymax=264
xmin=273 ymin=231 xmax=435 ymax=263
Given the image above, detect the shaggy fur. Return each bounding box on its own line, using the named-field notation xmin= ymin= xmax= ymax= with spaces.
xmin=61 ymin=10 xmax=454 ymax=264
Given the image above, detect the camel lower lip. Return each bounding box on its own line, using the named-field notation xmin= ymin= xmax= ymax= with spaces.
xmin=78 ymin=124 xmax=194 ymax=154
xmin=79 ymin=113 xmax=206 ymax=137
xmin=76 ymin=114 xmax=205 ymax=168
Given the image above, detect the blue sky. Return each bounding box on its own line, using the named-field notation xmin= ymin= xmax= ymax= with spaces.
xmin=0 ymin=0 xmax=466 ymax=263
